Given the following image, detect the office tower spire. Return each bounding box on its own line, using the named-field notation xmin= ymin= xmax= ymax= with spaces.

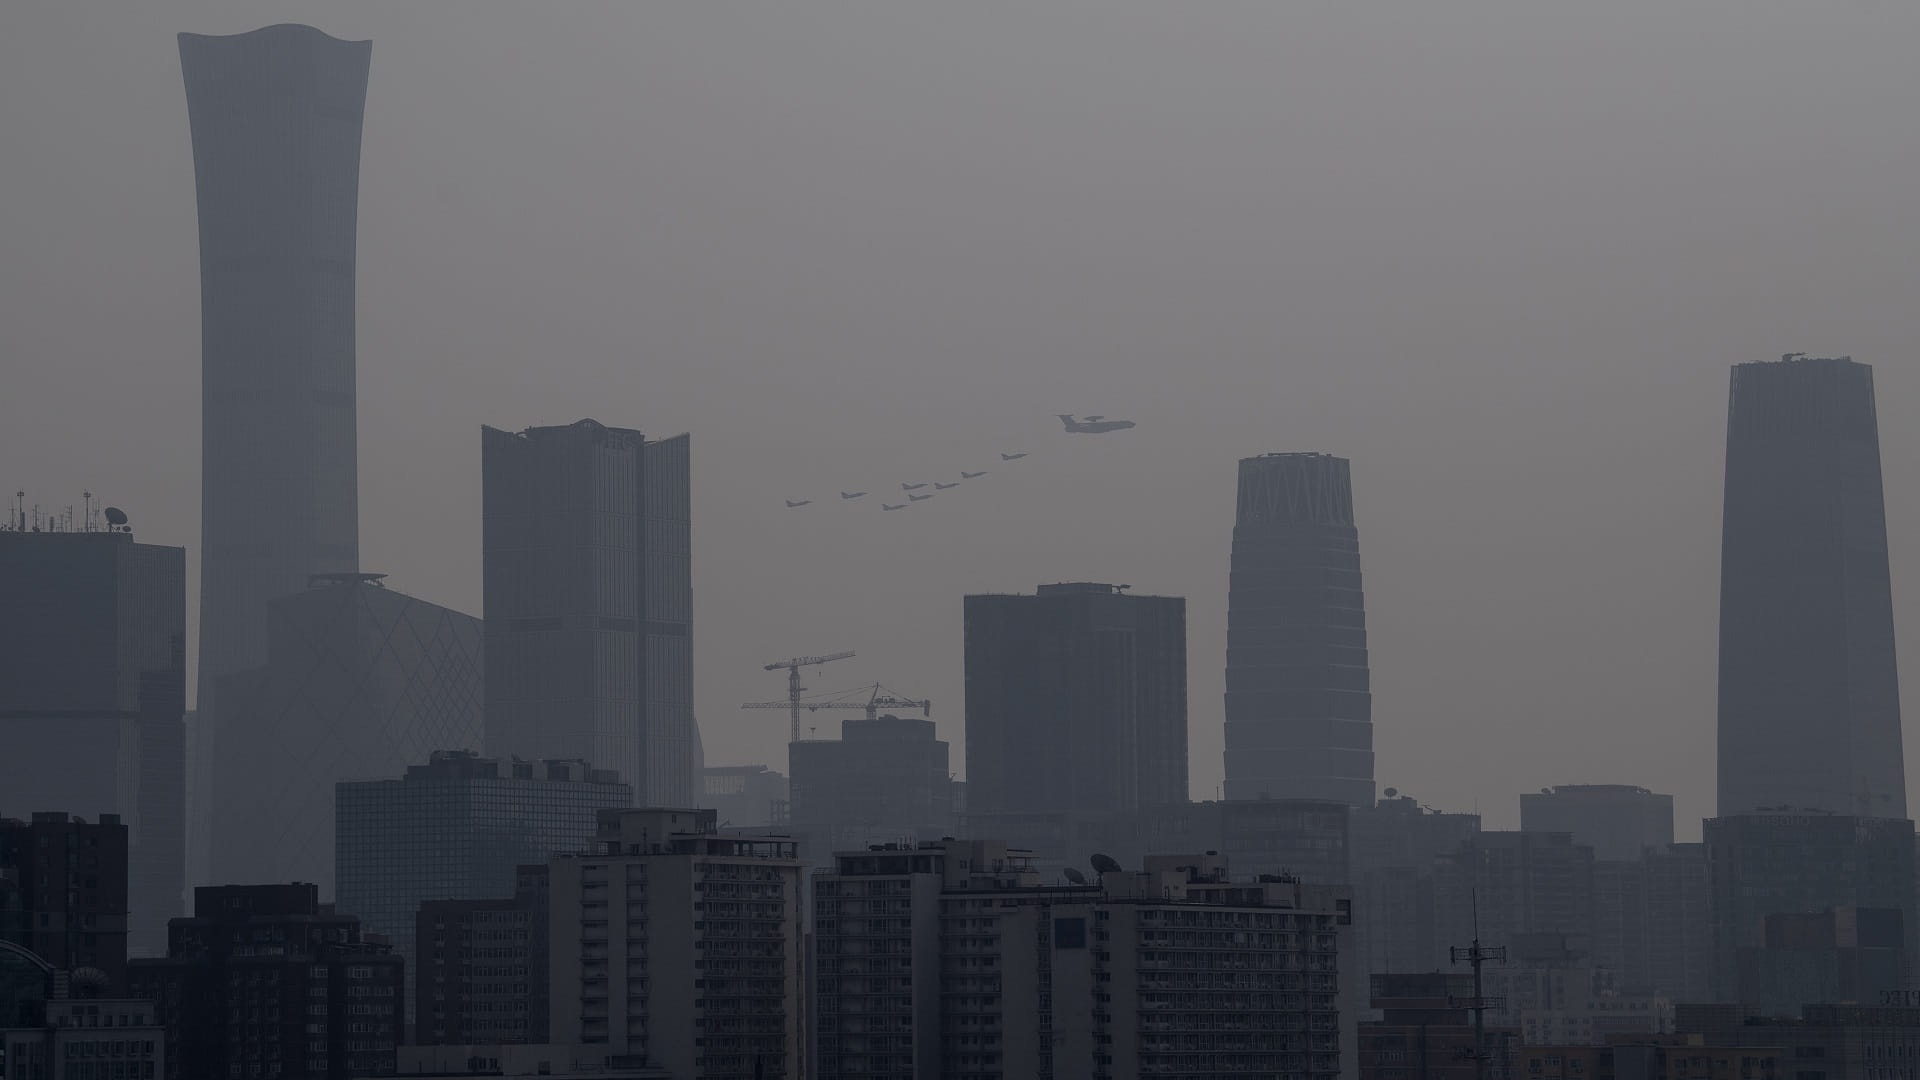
xmin=179 ymin=24 xmax=369 ymax=840
xmin=1223 ymin=453 xmax=1373 ymax=805
xmin=1717 ymin=355 xmax=1905 ymax=817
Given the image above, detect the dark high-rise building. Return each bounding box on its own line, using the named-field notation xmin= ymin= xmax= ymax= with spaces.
xmin=1433 ymin=831 xmax=1595 ymax=968
xmin=129 ymin=883 xmax=401 ymax=1080
xmin=414 ymin=897 xmax=537 ymax=1046
xmin=211 ymin=574 xmax=483 ymax=892
xmin=482 ymin=420 xmax=698 ymax=808
xmin=179 ymin=27 xmax=370 ymax=849
xmin=1224 ymin=453 xmax=1373 ymax=806
xmin=963 ymin=582 xmax=1186 ymax=822
xmin=1705 ymin=812 xmax=1917 ymax=1002
xmin=1717 ymin=355 xmax=1904 ymax=818
xmin=334 ymin=750 xmax=627 ymax=1032
xmin=0 ymin=521 xmax=186 ymax=954
xmin=1350 ymin=794 xmax=1483 ymax=984
xmin=788 ymin=713 xmax=954 ymax=856
xmin=0 ymin=813 xmax=130 ymax=990
xmin=1520 ymin=784 xmax=1674 ymax=861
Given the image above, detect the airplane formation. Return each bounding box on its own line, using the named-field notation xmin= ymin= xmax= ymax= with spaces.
xmin=784 ymin=413 xmax=1134 ymax=511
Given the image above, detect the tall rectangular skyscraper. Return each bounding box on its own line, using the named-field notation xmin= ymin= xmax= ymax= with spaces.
xmin=963 ymin=582 xmax=1187 ymax=820
xmin=179 ymin=25 xmax=370 ymax=869
xmin=0 ymin=520 xmax=185 ymax=955
xmin=482 ymin=420 xmax=698 ymax=807
xmin=1717 ymin=355 xmax=1904 ymax=818
xmin=1223 ymin=453 xmax=1373 ymax=805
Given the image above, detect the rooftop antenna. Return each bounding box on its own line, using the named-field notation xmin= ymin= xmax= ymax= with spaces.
xmin=1449 ymin=889 xmax=1506 ymax=1080
xmin=82 ymin=492 xmax=92 ymax=532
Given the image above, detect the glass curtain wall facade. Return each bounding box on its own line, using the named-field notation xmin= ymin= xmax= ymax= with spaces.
xmin=1223 ymin=452 xmax=1374 ymax=806
xmin=335 ymin=751 xmax=628 ymax=1037
xmin=481 ymin=420 xmax=697 ymax=808
xmin=1717 ymin=355 xmax=1905 ymax=817
xmin=178 ymin=26 xmax=370 ymax=851
xmin=211 ymin=575 xmax=483 ymax=892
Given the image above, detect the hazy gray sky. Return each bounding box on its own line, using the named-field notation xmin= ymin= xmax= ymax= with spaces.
xmin=8 ymin=2 xmax=1920 ymax=836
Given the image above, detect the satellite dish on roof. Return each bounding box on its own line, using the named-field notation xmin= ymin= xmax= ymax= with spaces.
xmin=103 ymin=507 xmax=127 ymax=527
xmin=1063 ymin=867 xmax=1087 ymax=884
xmin=1383 ymin=787 xmax=1399 ymax=799
xmin=1089 ymin=853 xmax=1122 ymax=875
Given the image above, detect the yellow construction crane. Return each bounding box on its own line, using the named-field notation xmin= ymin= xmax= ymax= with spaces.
xmin=742 ymin=679 xmax=932 ymax=742
xmin=749 ymin=651 xmax=855 ymax=743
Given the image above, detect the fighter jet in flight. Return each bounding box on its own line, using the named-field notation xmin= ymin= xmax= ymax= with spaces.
xmin=908 ymin=492 xmax=934 ymax=502
xmin=1000 ymin=452 xmax=1027 ymax=461
xmin=882 ymin=502 xmax=907 ymax=511
xmin=1058 ymin=414 xmax=1136 ymax=434
xmin=961 ymin=470 xmax=986 ymax=479
xmin=902 ymin=482 xmax=928 ymax=491
xmin=934 ymin=482 xmax=959 ymax=490
xmin=841 ymin=491 xmax=867 ymax=500
xmin=784 ymin=499 xmax=812 ymax=508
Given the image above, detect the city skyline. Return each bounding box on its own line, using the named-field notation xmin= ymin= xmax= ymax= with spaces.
xmin=18 ymin=5 xmax=1920 ymax=834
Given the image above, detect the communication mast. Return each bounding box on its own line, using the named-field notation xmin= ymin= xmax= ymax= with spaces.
xmin=1449 ymin=892 xmax=1507 ymax=1080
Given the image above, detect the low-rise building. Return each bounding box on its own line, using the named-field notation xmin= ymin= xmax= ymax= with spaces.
xmin=385 ymin=1044 xmax=671 ymax=1078
xmin=1517 ymin=1036 xmax=1780 ymax=1080
xmin=1675 ymin=1003 xmax=1920 ymax=1080
xmin=815 ymin=840 xmax=1349 ymax=1079
xmin=128 ymin=883 xmax=402 ymax=1080
xmin=0 ymin=994 xmax=167 ymax=1080
xmin=1359 ymin=972 xmax=1517 ymax=1080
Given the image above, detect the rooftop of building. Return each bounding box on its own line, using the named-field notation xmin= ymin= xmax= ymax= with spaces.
xmin=572 ymin=807 xmax=800 ymax=861
xmin=1748 ymin=352 xmax=1855 ymax=366
xmin=968 ymin=581 xmax=1181 ymax=600
xmin=0 ymin=496 xmax=149 ymax=542
xmin=342 ymin=749 xmax=625 ymax=787
xmin=1528 ymin=784 xmax=1663 ymax=797
xmin=828 ymin=840 xmax=1345 ymax=911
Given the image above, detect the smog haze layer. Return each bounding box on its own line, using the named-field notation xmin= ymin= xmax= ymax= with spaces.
xmin=9 ymin=1 xmax=1920 ymax=835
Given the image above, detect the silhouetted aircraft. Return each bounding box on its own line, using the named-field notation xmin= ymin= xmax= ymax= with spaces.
xmin=908 ymin=492 xmax=934 ymax=502
xmin=934 ymin=482 xmax=959 ymax=490
xmin=784 ymin=500 xmax=811 ymax=508
xmin=902 ymin=482 xmax=927 ymax=491
xmin=882 ymin=502 xmax=907 ymax=511
xmin=1058 ymin=414 xmax=1135 ymax=433
xmin=840 ymin=491 xmax=867 ymax=500
xmin=1000 ymin=452 xmax=1027 ymax=461
xmin=961 ymin=470 xmax=986 ymax=479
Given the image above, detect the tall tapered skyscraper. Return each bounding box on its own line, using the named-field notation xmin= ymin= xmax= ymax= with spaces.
xmin=1717 ymin=355 xmax=1905 ymax=817
xmin=1223 ymin=453 xmax=1373 ymax=805
xmin=179 ymin=25 xmax=369 ymax=858
xmin=482 ymin=420 xmax=698 ymax=807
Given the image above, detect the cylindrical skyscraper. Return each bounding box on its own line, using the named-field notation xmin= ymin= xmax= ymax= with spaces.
xmin=1717 ymin=355 xmax=1905 ymax=818
xmin=1223 ymin=453 xmax=1373 ymax=806
xmin=179 ymin=24 xmax=368 ymax=864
